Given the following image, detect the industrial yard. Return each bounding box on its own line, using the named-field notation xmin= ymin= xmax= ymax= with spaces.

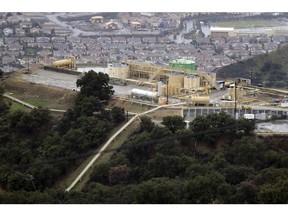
xmin=15 ymin=57 xmax=288 ymax=122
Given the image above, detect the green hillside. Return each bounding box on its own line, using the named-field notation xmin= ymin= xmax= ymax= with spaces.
xmin=216 ymin=44 xmax=288 ymax=89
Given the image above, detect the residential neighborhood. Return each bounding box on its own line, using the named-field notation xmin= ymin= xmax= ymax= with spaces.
xmin=1 ymin=12 xmax=288 ymax=72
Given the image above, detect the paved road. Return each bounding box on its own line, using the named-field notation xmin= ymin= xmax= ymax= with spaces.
xmin=65 ymin=102 xmax=186 ymax=192
xmin=3 ymin=94 xmax=67 ymax=113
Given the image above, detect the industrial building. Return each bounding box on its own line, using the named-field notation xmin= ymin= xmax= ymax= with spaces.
xmin=210 ymin=27 xmax=235 ymax=38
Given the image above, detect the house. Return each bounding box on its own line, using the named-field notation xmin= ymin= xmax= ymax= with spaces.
xmin=272 ymin=36 xmax=287 ymax=44
xmin=2 ymin=56 xmax=16 ymax=65
xmin=112 ymin=37 xmax=126 ymax=44
xmin=36 ymin=37 xmax=50 ymax=43
xmin=72 ymin=43 xmax=87 ymax=51
xmin=67 ymin=36 xmax=81 ymax=43
xmin=127 ymin=37 xmax=141 ymax=44
xmin=7 ymin=15 xmax=20 ymax=24
xmin=5 ymin=37 xmax=18 ymax=44
xmin=53 ymin=50 xmax=68 ymax=58
xmin=142 ymin=37 xmax=156 ymax=44
xmin=70 ymin=49 xmax=85 ymax=58
xmin=52 ymin=43 xmax=69 ymax=51
xmin=38 ymin=43 xmax=52 ymax=49
xmin=51 ymin=37 xmax=65 ymax=43
xmin=197 ymin=37 xmax=211 ymax=45
xmin=96 ymin=37 xmax=111 ymax=44
xmin=117 ymin=44 xmax=133 ymax=50
xmin=20 ymin=22 xmax=32 ymax=28
xmin=15 ymin=28 xmax=25 ymax=36
xmin=90 ymin=16 xmax=104 ymax=23
xmin=158 ymin=37 xmax=172 ymax=44
xmin=103 ymin=22 xmax=118 ymax=30
xmin=82 ymin=38 xmax=96 ymax=45
xmin=27 ymin=43 xmax=38 ymax=48
xmin=3 ymin=28 xmax=13 ymax=36
xmin=30 ymin=27 xmax=41 ymax=34
xmin=37 ymin=50 xmax=52 ymax=58
xmin=54 ymin=28 xmax=71 ymax=37
xmin=21 ymin=37 xmax=35 ymax=44
xmin=7 ymin=43 xmax=23 ymax=51
xmin=130 ymin=21 xmax=141 ymax=29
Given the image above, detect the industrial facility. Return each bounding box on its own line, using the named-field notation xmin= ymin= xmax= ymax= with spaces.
xmin=51 ymin=56 xmax=77 ymax=70
xmin=105 ymin=59 xmax=219 ymax=105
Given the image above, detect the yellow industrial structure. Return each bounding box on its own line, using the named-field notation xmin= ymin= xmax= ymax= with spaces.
xmin=107 ymin=63 xmax=130 ymax=79
xmin=52 ymin=56 xmax=77 ymax=69
xmin=107 ymin=60 xmax=219 ymax=97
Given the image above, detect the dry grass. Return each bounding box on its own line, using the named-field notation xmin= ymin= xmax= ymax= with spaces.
xmin=2 ymin=72 xmax=76 ymax=110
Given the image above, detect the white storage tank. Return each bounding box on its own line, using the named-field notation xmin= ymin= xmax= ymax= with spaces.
xmin=131 ymin=88 xmax=158 ymax=100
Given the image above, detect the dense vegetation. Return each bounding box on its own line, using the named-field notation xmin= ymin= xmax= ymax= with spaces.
xmin=0 ymin=71 xmax=125 ymax=193
xmin=216 ymin=44 xmax=288 ymax=88
xmin=1 ymin=71 xmax=288 ymax=204
xmin=63 ymin=114 xmax=287 ymax=204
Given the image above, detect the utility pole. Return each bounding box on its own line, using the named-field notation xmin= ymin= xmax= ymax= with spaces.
xmin=27 ymin=55 xmax=30 ymax=73
xmin=234 ymin=80 xmax=237 ymax=119
xmin=250 ymin=68 xmax=253 ymax=85
xmin=166 ymin=79 xmax=169 ymax=104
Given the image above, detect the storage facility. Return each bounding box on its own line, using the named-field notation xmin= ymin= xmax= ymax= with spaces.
xmin=169 ymin=59 xmax=196 ymax=71
xmin=107 ymin=63 xmax=130 ymax=79
xmin=52 ymin=56 xmax=77 ymax=69
xmin=184 ymin=75 xmax=200 ymax=90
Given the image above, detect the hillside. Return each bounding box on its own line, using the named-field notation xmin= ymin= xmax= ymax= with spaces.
xmin=216 ymin=44 xmax=288 ymax=89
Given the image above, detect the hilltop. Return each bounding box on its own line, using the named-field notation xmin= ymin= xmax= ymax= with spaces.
xmin=216 ymin=44 xmax=288 ymax=89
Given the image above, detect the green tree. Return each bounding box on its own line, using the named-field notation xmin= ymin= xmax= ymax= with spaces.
xmin=108 ymin=164 xmax=131 ymax=185
xmin=185 ymin=171 xmax=227 ymax=204
xmin=62 ymin=128 xmax=89 ymax=154
xmin=140 ymin=116 xmax=155 ymax=133
xmin=75 ymin=96 xmax=103 ymax=116
xmin=111 ymin=106 xmax=126 ymax=123
xmin=134 ymin=177 xmax=184 ymax=204
xmin=162 ymin=116 xmax=185 ymax=134
xmin=233 ymin=181 xmax=258 ymax=204
xmin=76 ymin=71 xmax=114 ymax=101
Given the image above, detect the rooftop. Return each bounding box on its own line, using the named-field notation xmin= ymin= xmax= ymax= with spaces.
xmin=210 ymin=27 xmax=235 ymax=32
